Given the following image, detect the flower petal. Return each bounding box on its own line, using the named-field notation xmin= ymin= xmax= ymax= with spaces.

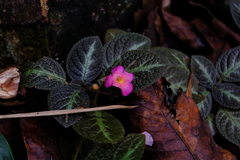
xmin=111 ymin=66 xmax=124 ymax=75
xmin=141 ymin=131 xmax=154 ymax=146
xmin=112 ymin=77 xmax=122 ymax=88
xmin=119 ymin=82 xmax=133 ymax=96
xmin=104 ymin=75 xmax=114 ymax=88
xmin=122 ymin=71 xmax=134 ymax=82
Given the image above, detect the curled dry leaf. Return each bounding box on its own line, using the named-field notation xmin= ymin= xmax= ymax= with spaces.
xmin=142 ymin=8 xmax=159 ymax=47
xmin=189 ymin=1 xmax=240 ymax=45
xmin=131 ymin=78 xmax=236 ymax=160
xmin=161 ymin=0 xmax=205 ymax=49
xmin=191 ymin=18 xmax=227 ymax=50
xmin=191 ymin=18 xmax=231 ymax=64
xmin=212 ymin=18 xmax=240 ymax=44
xmin=0 ymin=67 xmax=20 ymax=99
xmin=189 ymin=1 xmax=240 ymax=64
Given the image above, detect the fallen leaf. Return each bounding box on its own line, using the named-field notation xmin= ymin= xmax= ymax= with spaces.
xmin=134 ymin=0 xmax=162 ymax=33
xmin=189 ymin=1 xmax=240 ymax=46
xmin=142 ymin=8 xmax=159 ymax=47
xmin=131 ymin=78 xmax=236 ymax=160
xmin=191 ymin=18 xmax=232 ymax=64
xmin=189 ymin=1 xmax=240 ymax=63
xmin=20 ymin=117 xmax=64 ymax=160
xmin=142 ymin=6 xmax=166 ymax=47
xmin=212 ymin=18 xmax=240 ymax=45
xmin=161 ymin=0 xmax=205 ymax=49
xmin=0 ymin=67 xmax=20 ymax=99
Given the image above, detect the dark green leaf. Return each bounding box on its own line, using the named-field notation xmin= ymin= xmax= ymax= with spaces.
xmin=0 ymin=133 xmax=14 ymax=160
xmin=103 ymin=33 xmax=151 ymax=72
xmin=119 ymin=50 xmax=171 ymax=92
xmin=84 ymin=134 xmax=145 ymax=160
xmin=48 ymin=84 xmax=90 ymax=128
xmin=197 ymin=86 xmax=212 ymax=119
xmin=212 ymin=83 xmax=240 ymax=109
xmin=192 ymin=92 xmax=205 ymax=105
xmin=152 ymin=47 xmax=190 ymax=71
xmin=216 ymin=108 xmax=240 ymax=146
xmin=191 ymin=55 xmax=217 ymax=88
xmin=85 ymin=143 xmax=117 ymax=160
xmin=151 ymin=46 xmax=170 ymax=54
xmin=163 ymin=67 xmax=190 ymax=95
xmin=105 ymin=29 xmax=127 ymax=44
xmin=66 ymin=36 xmax=104 ymax=83
xmin=21 ymin=57 xmax=66 ymax=90
xmin=205 ymin=113 xmax=217 ymax=136
xmin=73 ymin=111 xmax=125 ymax=143
xmin=228 ymin=0 xmax=240 ymax=29
xmin=152 ymin=47 xmax=200 ymax=98
xmin=216 ymin=46 xmax=240 ymax=82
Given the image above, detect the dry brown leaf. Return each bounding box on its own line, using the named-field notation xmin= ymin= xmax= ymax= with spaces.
xmin=161 ymin=0 xmax=205 ymax=49
xmin=189 ymin=1 xmax=240 ymax=63
xmin=212 ymin=18 xmax=240 ymax=44
xmin=191 ymin=18 xmax=232 ymax=64
xmin=189 ymin=0 xmax=240 ymax=45
xmin=20 ymin=117 xmax=64 ymax=160
xmin=142 ymin=6 xmax=166 ymax=47
xmin=0 ymin=67 xmax=20 ymax=99
xmin=134 ymin=0 xmax=162 ymax=33
xmin=131 ymin=78 xmax=236 ymax=160
xmin=142 ymin=8 xmax=160 ymax=47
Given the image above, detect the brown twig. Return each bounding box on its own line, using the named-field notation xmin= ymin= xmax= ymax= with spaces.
xmin=0 ymin=105 xmax=138 ymax=119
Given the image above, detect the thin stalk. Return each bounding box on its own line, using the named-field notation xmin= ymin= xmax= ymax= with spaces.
xmin=0 ymin=105 xmax=138 ymax=119
xmin=92 ymin=92 xmax=99 ymax=107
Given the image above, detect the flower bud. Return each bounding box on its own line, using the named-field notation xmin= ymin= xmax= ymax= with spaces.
xmin=92 ymin=83 xmax=100 ymax=90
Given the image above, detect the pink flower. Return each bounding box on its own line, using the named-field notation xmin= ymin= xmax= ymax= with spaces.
xmin=141 ymin=131 xmax=154 ymax=146
xmin=104 ymin=66 xmax=134 ymax=96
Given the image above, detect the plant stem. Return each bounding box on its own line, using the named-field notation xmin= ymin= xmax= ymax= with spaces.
xmin=0 ymin=105 xmax=138 ymax=119
xmin=93 ymin=92 xmax=99 ymax=107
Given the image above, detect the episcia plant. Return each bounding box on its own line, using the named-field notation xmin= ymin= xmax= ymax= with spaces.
xmin=20 ymin=28 xmax=240 ymax=159
xmin=20 ymin=29 xmax=172 ymax=159
xmin=191 ymin=48 xmax=240 ymax=146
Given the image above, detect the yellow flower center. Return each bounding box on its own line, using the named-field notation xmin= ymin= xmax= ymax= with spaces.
xmin=116 ymin=77 xmax=124 ymax=83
